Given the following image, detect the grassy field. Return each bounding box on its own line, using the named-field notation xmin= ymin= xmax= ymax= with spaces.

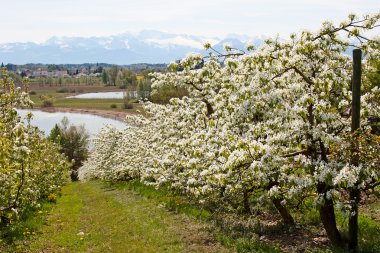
xmin=28 ymin=84 xmax=121 ymax=93
xmin=1 ymin=180 xmax=379 ymax=252
xmin=27 ymin=84 xmax=144 ymax=114
xmin=8 ymin=181 xmax=229 ymax=253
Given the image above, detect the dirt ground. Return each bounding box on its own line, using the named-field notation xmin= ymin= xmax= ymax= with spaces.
xmin=36 ymin=107 xmax=130 ymax=121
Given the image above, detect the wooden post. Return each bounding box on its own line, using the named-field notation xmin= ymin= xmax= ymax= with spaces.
xmin=348 ymin=48 xmax=361 ymax=251
xmin=351 ymin=49 xmax=361 ymax=132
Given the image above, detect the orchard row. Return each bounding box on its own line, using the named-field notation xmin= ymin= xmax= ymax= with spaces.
xmin=80 ymin=14 xmax=380 ymax=250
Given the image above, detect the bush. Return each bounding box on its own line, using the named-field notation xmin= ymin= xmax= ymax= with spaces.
xmin=29 ymin=91 xmax=37 ymax=95
xmin=39 ymin=95 xmax=54 ymax=107
xmin=110 ymin=104 xmax=117 ymax=109
xmin=42 ymin=101 xmax=54 ymax=107
xmin=48 ymin=117 xmax=90 ymax=181
xmin=56 ymin=88 xmax=69 ymax=93
xmin=123 ymin=101 xmax=134 ymax=109
xmin=42 ymin=100 xmax=53 ymax=107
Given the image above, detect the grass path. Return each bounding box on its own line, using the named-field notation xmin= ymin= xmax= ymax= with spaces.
xmin=28 ymin=181 xmax=229 ymax=253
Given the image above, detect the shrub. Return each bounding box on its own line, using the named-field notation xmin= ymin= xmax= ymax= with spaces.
xmin=56 ymin=88 xmax=69 ymax=93
xmin=110 ymin=104 xmax=117 ymax=109
xmin=42 ymin=100 xmax=53 ymax=107
xmin=48 ymin=117 xmax=90 ymax=181
xmin=123 ymin=101 xmax=134 ymax=109
xmin=39 ymin=95 xmax=54 ymax=107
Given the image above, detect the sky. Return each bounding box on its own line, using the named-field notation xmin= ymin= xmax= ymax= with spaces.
xmin=1 ymin=0 xmax=379 ymax=43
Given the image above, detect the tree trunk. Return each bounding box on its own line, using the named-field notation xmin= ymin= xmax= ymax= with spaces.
xmin=243 ymin=190 xmax=251 ymax=214
xmin=272 ymin=197 xmax=295 ymax=225
xmin=267 ymin=181 xmax=294 ymax=225
xmin=318 ymin=184 xmax=345 ymax=248
xmin=348 ymin=188 xmax=360 ymax=251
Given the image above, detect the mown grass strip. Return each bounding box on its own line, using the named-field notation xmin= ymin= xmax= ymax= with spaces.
xmin=28 ymin=182 xmax=86 ymax=252
xmin=110 ymin=180 xmax=283 ymax=253
xmin=27 ymin=181 xmax=229 ymax=252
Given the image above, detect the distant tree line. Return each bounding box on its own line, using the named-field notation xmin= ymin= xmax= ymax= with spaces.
xmin=1 ymin=61 xmax=189 ymax=104
xmin=0 ymin=62 xmax=167 ymax=72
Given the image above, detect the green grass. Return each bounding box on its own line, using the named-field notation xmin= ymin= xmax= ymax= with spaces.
xmin=110 ymin=180 xmax=283 ymax=253
xmin=214 ymin=234 xmax=282 ymax=253
xmin=3 ymin=180 xmax=378 ymax=252
xmin=294 ymin=198 xmax=380 ymax=253
xmin=29 ymin=93 xmax=123 ymax=111
xmin=24 ymin=181 xmax=229 ymax=253
xmin=124 ymin=180 xmax=380 ymax=253
xmin=29 ymin=183 xmax=86 ymax=252
xmin=357 ymin=215 xmax=380 ymax=253
xmin=111 ymin=180 xmax=212 ymax=220
xmin=51 ymin=98 xmax=126 ymax=110
xmin=0 ymin=201 xmax=56 ymax=252
xmin=29 ymin=92 xmax=144 ymax=114
xmin=27 ymin=84 xmax=145 ymax=115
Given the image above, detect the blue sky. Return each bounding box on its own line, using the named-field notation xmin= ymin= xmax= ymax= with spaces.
xmin=1 ymin=0 xmax=379 ymax=43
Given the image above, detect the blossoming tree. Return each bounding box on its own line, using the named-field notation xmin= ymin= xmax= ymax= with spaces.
xmin=0 ymin=69 xmax=69 ymax=225
xmin=80 ymin=13 xmax=380 ymax=250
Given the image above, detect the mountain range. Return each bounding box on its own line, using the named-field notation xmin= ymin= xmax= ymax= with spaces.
xmin=0 ymin=30 xmax=265 ymax=65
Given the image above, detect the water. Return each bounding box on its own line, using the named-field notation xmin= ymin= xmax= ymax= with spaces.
xmin=17 ymin=109 xmax=126 ymax=137
xmin=66 ymin=91 xmax=124 ymax=99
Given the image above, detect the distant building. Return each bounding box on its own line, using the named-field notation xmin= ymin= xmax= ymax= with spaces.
xmin=76 ymin=73 xmax=88 ymax=78
xmin=50 ymin=70 xmax=68 ymax=77
xmin=31 ymin=70 xmax=67 ymax=78
xmin=25 ymin=70 xmax=33 ymax=77
xmin=80 ymin=67 xmax=90 ymax=74
xmin=68 ymin=69 xmax=78 ymax=76
xmin=32 ymin=70 xmax=48 ymax=77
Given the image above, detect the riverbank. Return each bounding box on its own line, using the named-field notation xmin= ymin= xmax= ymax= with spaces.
xmin=35 ymin=107 xmax=131 ymax=121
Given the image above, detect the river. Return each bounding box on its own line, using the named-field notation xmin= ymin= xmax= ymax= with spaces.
xmin=66 ymin=91 xmax=124 ymax=99
xmin=17 ymin=109 xmax=126 ymax=137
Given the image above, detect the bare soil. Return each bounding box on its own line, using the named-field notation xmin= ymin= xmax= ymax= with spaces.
xmin=36 ymin=107 xmax=130 ymax=121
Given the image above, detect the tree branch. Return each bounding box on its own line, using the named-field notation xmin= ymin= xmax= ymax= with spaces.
xmin=282 ymin=150 xmax=309 ymax=158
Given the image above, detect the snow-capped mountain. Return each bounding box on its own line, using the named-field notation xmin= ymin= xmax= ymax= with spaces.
xmin=0 ymin=30 xmax=264 ymax=64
